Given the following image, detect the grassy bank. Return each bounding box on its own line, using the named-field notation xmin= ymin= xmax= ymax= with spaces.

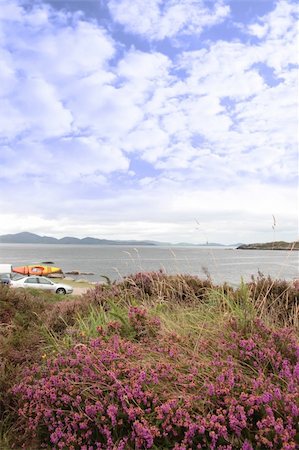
xmin=0 ymin=272 xmax=298 ymax=449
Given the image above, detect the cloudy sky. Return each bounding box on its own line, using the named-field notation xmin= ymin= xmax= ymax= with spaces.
xmin=0 ymin=0 xmax=298 ymax=244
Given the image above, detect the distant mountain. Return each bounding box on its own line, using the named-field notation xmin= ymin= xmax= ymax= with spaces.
xmin=237 ymin=241 xmax=298 ymax=250
xmin=0 ymin=232 xmax=58 ymax=244
xmin=0 ymin=232 xmax=231 ymax=247
xmin=0 ymin=232 xmax=157 ymax=246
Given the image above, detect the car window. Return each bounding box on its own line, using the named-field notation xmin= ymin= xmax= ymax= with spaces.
xmin=0 ymin=273 xmax=10 ymax=279
xmin=38 ymin=278 xmax=52 ymax=285
xmin=12 ymin=274 xmax=24 ymax=280
xmin=25 ymin=277 xmax=39 ymax=284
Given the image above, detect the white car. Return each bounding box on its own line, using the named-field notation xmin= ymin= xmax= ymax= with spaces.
xmin=10 ymin=276 xmax=73 ymax=295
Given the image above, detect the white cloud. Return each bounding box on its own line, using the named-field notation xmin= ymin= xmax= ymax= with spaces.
xmin=1 ymin=136 xmax=129 ymax=184
xmin=0 ymin=0 xmax=297 ymax=243
xmin=0 ymin=1 xmax=23 ymax=22
xmin=0 ymin=180 xmax=297 ymax=244
xmin=123 ymin=124 xmax=170 ymax=157
xmin=16 ymin=77 xmax=73 ymax=139
xmin=247 ymin=1 xmax=298 ymax=77
xmin=108 ymin=0 xmax=230 ymax=40
xmin=67 ymin=81 xmax=143 ymax=138
xmin=248 ymin=0 xmax=298 ymax=40
xmin=0 ymin=0 xmax=129 ymax=184
xmin=129 ymin=3 xmax=297 ymax=179
xmin=117 ymin=50 xmax=171 ymax=81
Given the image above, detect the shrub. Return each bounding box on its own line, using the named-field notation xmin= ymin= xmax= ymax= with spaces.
xmin=122 ymin=271 xmax=214 ymax=303
xmin=247 ymin=275 xmax=299 ymax=328
xmin=0 ymin=285 xmax=96 ymax=440
xmin=45 ymin=298 xmax=92 ymax=334
xmin=12 ymin=311 xmax=299 ymax=449
xmin=1 ymin=275 xmax=299 ymax=449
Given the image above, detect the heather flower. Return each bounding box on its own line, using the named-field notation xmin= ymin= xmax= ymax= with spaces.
xmin=10 ymin=305 xmax=299 ymax=449
xmin=242 ymin=442 xmax=254 ymax=450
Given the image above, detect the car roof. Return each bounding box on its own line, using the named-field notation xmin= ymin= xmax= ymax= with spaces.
xmin=21 ymin=275 xmax=48 ymax=279
xmin=16 ymin=275 xmax=51 ymax=281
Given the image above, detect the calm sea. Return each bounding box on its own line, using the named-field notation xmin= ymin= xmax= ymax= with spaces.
xmin=0 ymin=244 xmax=297 ymax=285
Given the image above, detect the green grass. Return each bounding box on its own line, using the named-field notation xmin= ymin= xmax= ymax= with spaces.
xmin=0 ymin=273 xmax=298 ymax=449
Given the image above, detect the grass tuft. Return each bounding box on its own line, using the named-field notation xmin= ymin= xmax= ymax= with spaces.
xmin=0 ymin=273 xmax=298 ymax=449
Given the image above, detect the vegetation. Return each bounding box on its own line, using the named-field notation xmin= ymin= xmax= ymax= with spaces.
xmin=237 ymin=241 xmax=299 ymax=250
xmin=0 ymin=272 xmax=298 ymax=449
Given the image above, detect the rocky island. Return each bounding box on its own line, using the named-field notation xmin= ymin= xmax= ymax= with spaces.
xmin=237 ymin=241 xmax=299 ymax=250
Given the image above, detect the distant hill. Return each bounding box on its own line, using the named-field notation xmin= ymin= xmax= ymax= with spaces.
xmin=237 ymin=241 xmax=298 ymax=250
xmin=0 ymin=232 xmax=58 ymax=244
xmin=0 ymin=232 xmax=231 ymax=247
xmin=0 ymin=232 xmax=158 ymax=246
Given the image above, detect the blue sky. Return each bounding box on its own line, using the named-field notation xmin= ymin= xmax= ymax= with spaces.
xmin=0 ymin=0 xmax=298 ymax=244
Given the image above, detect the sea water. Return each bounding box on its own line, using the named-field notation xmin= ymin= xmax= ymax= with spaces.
xmin=0 ymin=244 xmax=297 ymax=285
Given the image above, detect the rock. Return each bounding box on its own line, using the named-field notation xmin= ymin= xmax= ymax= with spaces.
xmin=65 ymin=271 xmax=95 ymax=275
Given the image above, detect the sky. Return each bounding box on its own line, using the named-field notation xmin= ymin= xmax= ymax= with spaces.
xmin=0 ymin=0 xmax=298 ymax=244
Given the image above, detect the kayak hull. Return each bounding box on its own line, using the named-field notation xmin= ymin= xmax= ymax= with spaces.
xmin=12 ymin=265 xmax=63 ymax=276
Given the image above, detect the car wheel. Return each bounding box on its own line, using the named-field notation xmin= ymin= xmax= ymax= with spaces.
xmin=56 ymin=287 xmax=66 ymax=295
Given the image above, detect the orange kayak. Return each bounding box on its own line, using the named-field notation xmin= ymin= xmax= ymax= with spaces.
xmin=12 ymin=265 xmax=63 ymax=276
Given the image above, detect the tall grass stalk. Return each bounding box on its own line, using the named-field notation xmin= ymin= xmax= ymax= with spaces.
xmin=42 ymin=319 xmax=74 ymax=354
xmin=0 ymin=412 xmax=16 ymax=450
xmin=206 ymin=282 xmax=256 ymax=328
xmin=76 ymin=303 xmax=134 ymax=340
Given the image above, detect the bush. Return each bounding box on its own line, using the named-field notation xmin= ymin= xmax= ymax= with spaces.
xmin=1 ymin=275 xmax=298 ymax=449
xmin=247 ymin=275 xmax=299 ymax=327
xmin=0 ymin=285 xmax=95 ymax=437
xmin=122 ymin=271 xmax=214 ymax=303
xmin=12 ymin=310 xmax=299 ymax=449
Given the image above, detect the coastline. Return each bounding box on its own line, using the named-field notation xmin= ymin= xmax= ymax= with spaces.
xmin=237 ymin=241 xmax=299 ymax=251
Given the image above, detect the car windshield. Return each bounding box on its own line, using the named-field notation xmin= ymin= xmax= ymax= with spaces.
xmin=12 ymin=273 xmax=25 ymax=280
